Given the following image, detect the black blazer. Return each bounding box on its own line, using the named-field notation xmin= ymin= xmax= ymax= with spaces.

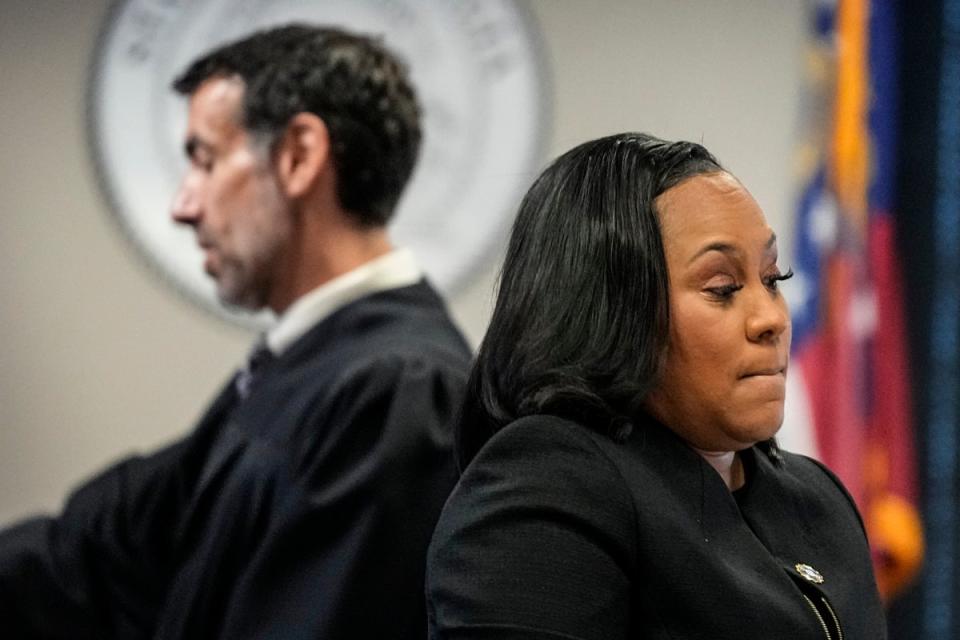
xmin=0 ymin=281 xmax=472 ymax=639
xmin=427 ymin=414 xmax=886 ymax=639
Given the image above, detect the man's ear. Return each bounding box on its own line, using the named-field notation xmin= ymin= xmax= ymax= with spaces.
xmin=273 ymin=112 xmax=331 ymax=199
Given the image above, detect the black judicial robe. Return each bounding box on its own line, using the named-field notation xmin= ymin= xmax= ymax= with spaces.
xmin=0 ymin=280 xmax=471 ymax=639
xmin=427 ymin=414 xmax=887 ymax=639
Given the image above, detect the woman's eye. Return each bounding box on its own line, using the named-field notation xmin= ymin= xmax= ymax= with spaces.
xmin=705 ymin=283 xmax=744 ymax=300
xmin=764 ymin=268 xmax=795 ymax=291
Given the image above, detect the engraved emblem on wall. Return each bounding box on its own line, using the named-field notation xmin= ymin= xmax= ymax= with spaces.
xmin=89 ymin=0 xmax=551 ymax=325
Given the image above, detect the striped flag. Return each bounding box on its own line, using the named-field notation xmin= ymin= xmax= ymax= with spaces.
xmin=784 ymin=0 xmax=923 ymax=602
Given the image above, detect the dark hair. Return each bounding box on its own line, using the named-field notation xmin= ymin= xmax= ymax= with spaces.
xmin=173 ymin=24 xmax=421 ymax=226
xmin=458 ymin=132 xmax=728 ymax=469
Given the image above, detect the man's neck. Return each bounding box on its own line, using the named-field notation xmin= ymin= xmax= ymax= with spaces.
xmin=264 ymin=247 xmax=422 ymax=356
xmin=268 ymin=223 xmax=393 ymax=314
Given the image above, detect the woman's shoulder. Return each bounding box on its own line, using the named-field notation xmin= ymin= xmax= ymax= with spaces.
xmin=428 ymin=414 xmax=639 ymax=637
xmin=477 ymin=413 xmax=611 ymax=451
xmin=776 ymin=451 xmax=858 ymax=500
xmin=462 ymin=414 xmax=633 ymax=487
xmin=764 ymin=450 xmax=868 ymax=535
xmin=451 ymin=413 xmax=637 ymax=530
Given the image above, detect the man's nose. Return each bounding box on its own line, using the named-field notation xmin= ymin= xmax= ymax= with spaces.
xmin=171 ymin=176 xmax=201 ymax=225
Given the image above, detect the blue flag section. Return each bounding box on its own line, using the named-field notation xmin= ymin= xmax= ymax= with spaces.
xmin=790 ymin=0 xmax=923 ymax=610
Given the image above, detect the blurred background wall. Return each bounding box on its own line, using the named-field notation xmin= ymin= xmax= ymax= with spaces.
xmin=0 ymin=0 xmax=805 ymax=523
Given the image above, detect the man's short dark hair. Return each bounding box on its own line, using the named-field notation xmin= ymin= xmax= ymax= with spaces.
xmin=457 ymin=132 xmax=728 ymax=469
xmin=173 ymin=24 xmax=421 ymax=227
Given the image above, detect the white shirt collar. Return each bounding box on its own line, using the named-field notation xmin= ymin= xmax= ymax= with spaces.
xmin=265 ymin=248 xmax=422 ymax=355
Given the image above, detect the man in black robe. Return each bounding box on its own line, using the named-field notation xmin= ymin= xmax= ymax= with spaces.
xmin=0 ymin=24 xmax=471 ymax=638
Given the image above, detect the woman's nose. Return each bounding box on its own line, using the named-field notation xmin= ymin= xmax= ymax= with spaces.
xmin=746 ymin=286 xmax=790 ymax=343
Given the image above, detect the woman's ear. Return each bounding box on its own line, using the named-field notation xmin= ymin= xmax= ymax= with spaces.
xmin=273 ymin=112 xmax=331 ymax=199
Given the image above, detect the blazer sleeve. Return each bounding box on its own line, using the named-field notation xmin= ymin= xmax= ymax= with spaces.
xmin=0 ymin=436 xmax=201 ymax=639
xmin=215 ymin=352 xmax=466 ymax=639
xmin=426 ymin=418 xmax=637 ymax=640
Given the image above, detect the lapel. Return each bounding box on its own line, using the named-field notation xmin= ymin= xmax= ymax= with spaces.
xmin=627 ymin=420 xmax=844 ymax=635
xmin=165 ymin=379 xmax=242 ymax=543
xmin=191 ymin=373 xmax=257 ymax=497
xmin=627 ymin=420 xmax=798 ymax=570
xmin=189 ymin=378 xmax=240 ymax=453
xmin=737 ymin=450 xmax=855 ymax=613
xmin=188 ymin=304 xmax=347 ymax=496
xmin=628 ymin=417 xmax=744 ymax=540
xmin=187 ymin=281 xmax=441 ymax=496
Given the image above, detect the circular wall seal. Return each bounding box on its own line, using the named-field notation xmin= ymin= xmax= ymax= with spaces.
xmin=88 ymin=0 xmax=550 ymax=326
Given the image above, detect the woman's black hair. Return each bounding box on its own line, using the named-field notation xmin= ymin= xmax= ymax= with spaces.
xmin=458 ymin=132 xmax=783 ymax=470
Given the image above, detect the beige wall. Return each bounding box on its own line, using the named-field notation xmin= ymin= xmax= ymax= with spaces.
xmin=0 ymin=1 xmax=804 ymax=523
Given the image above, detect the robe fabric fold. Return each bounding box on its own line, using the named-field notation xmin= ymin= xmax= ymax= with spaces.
xmin=1 ymin=280 xmax=471 ymax=639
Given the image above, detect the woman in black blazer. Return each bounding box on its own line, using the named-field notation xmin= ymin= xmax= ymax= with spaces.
xmin=426 ymin=132 xmax=886 ymax=639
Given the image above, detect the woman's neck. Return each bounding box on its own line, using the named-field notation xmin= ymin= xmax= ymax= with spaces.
xmin=693 ymin=448 xmax=745 ymax=491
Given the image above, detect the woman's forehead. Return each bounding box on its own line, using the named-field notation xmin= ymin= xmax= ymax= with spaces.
xmin=655 ymin=172 xmax=772 ymax=250
xmin=656 ymin=172 xmax=750 ymax=214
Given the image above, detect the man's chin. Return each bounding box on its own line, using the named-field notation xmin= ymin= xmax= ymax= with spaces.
xmin=214 ymin=283 xmax=263 ymax=313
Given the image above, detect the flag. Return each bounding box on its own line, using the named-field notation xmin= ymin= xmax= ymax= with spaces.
xmin=786 ymin=0 xmax=923 ymax=602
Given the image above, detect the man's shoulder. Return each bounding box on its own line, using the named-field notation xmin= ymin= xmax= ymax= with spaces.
xmin=281 ymin=281 xmax=471 ymax=386
xmin=240 ymin=283 xmax=471 ymax=448
xmin=359 ymin=279 xmax=467 ymax=336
